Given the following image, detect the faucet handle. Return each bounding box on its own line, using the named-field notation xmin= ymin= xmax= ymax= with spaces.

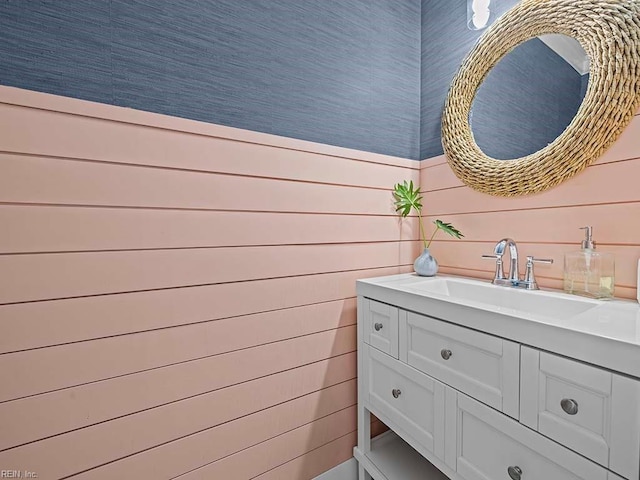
xmin=527 ymin=256 xmax=553 ymax=265
xmin=482 ymin=254 xmax=506 ymax=281
xmin=523 ymin=256 xmax=554 ymax=289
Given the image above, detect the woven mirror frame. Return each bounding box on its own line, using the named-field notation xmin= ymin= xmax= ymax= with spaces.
xmin=441 ymin=0 xmax=640 ymax=197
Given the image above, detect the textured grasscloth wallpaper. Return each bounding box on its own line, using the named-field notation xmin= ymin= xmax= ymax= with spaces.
xmin=0 ymin=0 xmax=590 ymax=161
xmin=0 ymin=0 xmax=421 ymax=159
xmin=471 ymin=37 xmax=585 ymax=160
xmin=420 ymin=0 xmax=517 ymax=159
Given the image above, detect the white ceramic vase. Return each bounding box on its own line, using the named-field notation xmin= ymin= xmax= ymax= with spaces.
xmin=414 ymin=248 xmax=438 ymax=276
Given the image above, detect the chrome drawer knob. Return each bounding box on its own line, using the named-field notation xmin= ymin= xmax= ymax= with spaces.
xmin=374 ymin=323 xmax=383 ymax=331
xmin=507 ymin=466 xmax=523 ymax=480
xmin=392 ymin=389 xmax=402 ymax=398
xmin=561 ymin=398 xmax=579 ymax=415
xmin=440 ymin=349 xmax=453 ymax=360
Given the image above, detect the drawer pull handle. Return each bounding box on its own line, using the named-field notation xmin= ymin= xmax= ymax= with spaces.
xmin=440 ymin=349 xmax=453 ymax=360
xmin=561 ymin=398 xmax=579 ymax=415
xmin=391 ymin=389 xmax=402 ymax=399
xmin=507 ymin=466 xmax=523 ymax=480
xmin=374 ymin=323 xmax=383 ymax=331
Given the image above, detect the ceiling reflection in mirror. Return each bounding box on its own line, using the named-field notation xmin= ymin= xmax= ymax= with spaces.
xmin=470 ymin=34 xmax=589 ymax=160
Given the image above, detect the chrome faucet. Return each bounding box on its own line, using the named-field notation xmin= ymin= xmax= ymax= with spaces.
xmin=482 ymin=238 xmax=553 ymax=290
xmin=482 ymin=238 xmax=519 ymax=286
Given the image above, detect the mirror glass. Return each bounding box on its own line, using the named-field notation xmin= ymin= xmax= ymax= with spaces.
xmin=470 ymin=34 xmax=589 ymax=160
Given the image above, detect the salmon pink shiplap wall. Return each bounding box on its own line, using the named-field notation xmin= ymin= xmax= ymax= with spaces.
xmin=420 ymin=110 xmax=640 ymax=300
xmin=0 ymin=86 xmax=418 ymax=479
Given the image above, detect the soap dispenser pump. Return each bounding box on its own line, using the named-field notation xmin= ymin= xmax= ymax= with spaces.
xmin=563 ymin=226 xmax=615 ymax=299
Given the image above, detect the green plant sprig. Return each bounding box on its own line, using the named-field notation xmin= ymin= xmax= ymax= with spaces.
xmin=426 ymin=220 xmax=464 ymax=248
xmin=393 ymin=181 xmax=464 ymax=249
xmin=392 ymin=180 xmax=428 ymax=248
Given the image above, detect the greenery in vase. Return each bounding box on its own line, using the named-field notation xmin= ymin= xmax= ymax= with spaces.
xmin=393 ymin=180 xmax=464 ymax=249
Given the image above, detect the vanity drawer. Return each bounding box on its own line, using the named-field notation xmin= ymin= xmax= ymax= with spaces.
xmin=520 ymin=347 xmax=640 ymax=480
xmin=453 ymin=392 xmax=609 ymax=480
xmin=364 ymin=344 xmax=445 ymax=460
xmin=363 ymin=298 xmax=399 ymax=358
xmin=400 ymin=311 xmax=520 ymax=418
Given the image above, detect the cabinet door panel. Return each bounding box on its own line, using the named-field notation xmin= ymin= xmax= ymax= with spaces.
xmin=454 ymin=393 xmax=608 ymax=480
xmin=363 ymin=299 xmax=399 ymax=358
xmin=521 ymin=347 xmax=640 ymax=479
xmin=400 ymin=311 xmax=519 ymax=418
xmin=364 ymin=345 xmax=445 ymax=460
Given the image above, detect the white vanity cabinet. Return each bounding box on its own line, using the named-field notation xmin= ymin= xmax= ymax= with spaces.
xmin=354 ymin=278 xmax=640 ymax=480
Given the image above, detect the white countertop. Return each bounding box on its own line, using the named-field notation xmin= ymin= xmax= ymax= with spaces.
xmin=357 ymin=273 xmax=640 ymax=379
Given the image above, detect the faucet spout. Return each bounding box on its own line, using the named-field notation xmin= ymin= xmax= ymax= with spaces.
xmin=494 ymin=238 xmax=519 ymax=282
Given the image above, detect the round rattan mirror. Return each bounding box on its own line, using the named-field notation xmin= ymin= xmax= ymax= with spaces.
xmin=441 ymin=0 xmax=640 ymax=197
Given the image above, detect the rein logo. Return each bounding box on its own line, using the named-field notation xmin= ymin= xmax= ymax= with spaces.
xmin=1 ymin=472 xmax=38 ymax=478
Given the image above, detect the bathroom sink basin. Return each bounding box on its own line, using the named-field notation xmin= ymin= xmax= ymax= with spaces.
xmin=406 ymin=277 xmax=600 ymax=319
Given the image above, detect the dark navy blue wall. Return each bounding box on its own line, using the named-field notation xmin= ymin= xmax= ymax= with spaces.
xmin=420 ymin=0 xmax=516 ymax=159
xmin=0 ymin=0 xmax=421 ymax=159
xmin=471 ymin=38 xmax=585 ymax=160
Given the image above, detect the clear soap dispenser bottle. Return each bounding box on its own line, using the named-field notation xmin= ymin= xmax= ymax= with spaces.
xmin=563 ymin=226 xmax=615 ymax=299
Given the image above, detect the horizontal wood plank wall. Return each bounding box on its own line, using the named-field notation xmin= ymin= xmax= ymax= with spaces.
xmin=420 ymin=111 xmax=640 ymax=300
xmin=0 ymin=87 xmax=420 ymax=480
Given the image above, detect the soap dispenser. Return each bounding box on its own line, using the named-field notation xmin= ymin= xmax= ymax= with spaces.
xmin=563 ymin=226 xmax=615 ymax=299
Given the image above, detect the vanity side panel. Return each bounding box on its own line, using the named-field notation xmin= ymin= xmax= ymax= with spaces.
xmin=358 ymin=296 xmax=372 ymax=455
xmin=610 ymin=374 xmax=640 ymax=480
